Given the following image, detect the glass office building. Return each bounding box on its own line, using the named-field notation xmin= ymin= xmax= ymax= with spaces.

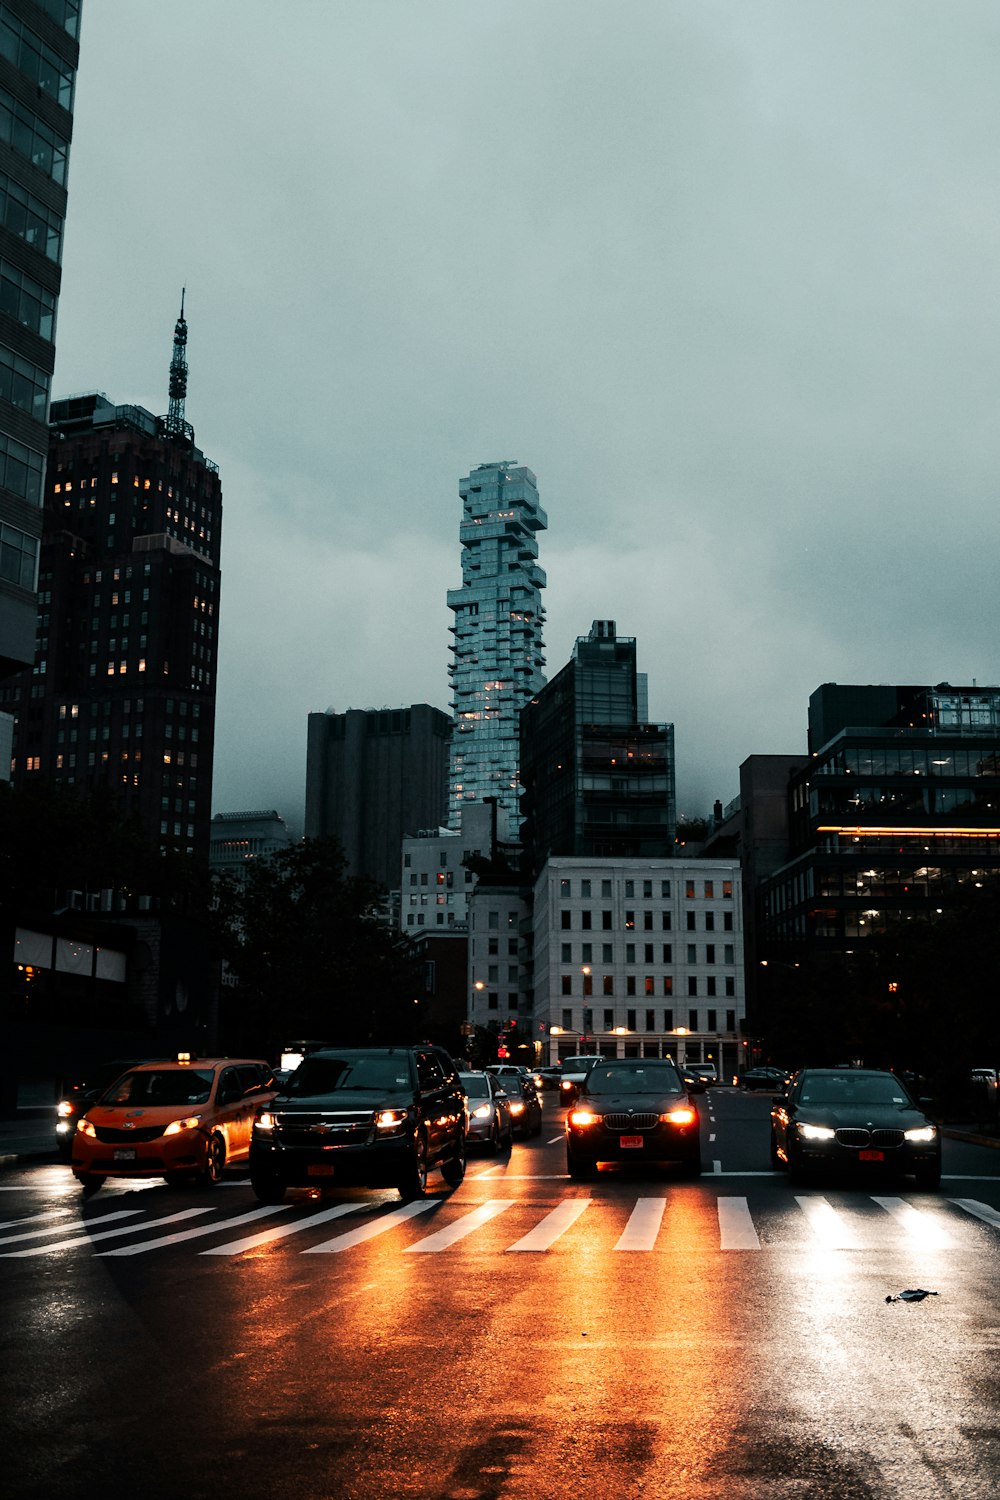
xmin=446 ymin=460 xmax=546 ymax=830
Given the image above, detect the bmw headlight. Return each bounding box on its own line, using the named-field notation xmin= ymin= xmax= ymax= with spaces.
xmin=904 ymin=1125 xmax=937 ymax=1143
xmin=797 ymin=1122 xmax=835 ymax=1141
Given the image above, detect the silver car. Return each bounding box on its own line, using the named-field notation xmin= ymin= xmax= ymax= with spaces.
xmin=459 ymin=1071 xmax=513 ymax=1154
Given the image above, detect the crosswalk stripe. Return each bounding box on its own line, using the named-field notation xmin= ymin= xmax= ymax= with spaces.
xmin=508 ymin=1199 xmax=590 ymax=1252
xmin=718 ymin=1196 xmax=761 ymax=1249
xmin=0 ymin=1208 xmax=143 ymax=1247
xmin=796 ymin=1195 xmax=864 ymax=1249
xmin=303 ymin=1198 xmax=437 ymax=1254
xmin=99 ymin=1205 xmax=294 ymax=1256
xmin=872 ymin=1196 xmax=958 ymax=1249
xmin=949 ymin=1198 xmax=1000 ymax=1230
xmin=1 ymin=1207 xmax=213 ymax=1257
xmin=406 ymin=1199 xmax=516 ymax=1252
xmin=202 ymin=1202 xmax=365 ymax=1255
xmin=614 ymin=1197 xmax=665 ymax=1251
xmin=0 ymin=1207 xmax=76 ymax=1231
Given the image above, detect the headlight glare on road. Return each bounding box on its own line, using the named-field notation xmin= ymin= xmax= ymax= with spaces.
xmin=661 ymin=1106 xmax=696 ymax=1126
xmin=78 ymin=1118 xmax=97 ymax=1138
xmin=798 ymin=1122 xmax=835 ymax=1140
xmin=163 ymin=1115 xmax=202 ymax=1137
xmin=569 ymin=1109 xmax=598 ymax=1127
xmin=904 ymin=1125 xmax=937 ymax=1142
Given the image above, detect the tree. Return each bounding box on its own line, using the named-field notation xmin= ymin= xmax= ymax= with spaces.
xmin=211 ymin=837 xmax=422 ymax=1055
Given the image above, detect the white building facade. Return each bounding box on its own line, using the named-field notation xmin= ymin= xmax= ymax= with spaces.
xmin=399 ymin=803 xmax=503 ymax=933
xmin=533 ymin=856 xmax=745 ymax=1078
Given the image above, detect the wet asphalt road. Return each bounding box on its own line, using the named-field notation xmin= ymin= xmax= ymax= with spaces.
xmin=2 ymin=1088 xmax=1000 ymax=1500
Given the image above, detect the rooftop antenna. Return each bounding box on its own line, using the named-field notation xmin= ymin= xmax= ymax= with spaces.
xmin=165 ymin=288 xmax=189 ymax=437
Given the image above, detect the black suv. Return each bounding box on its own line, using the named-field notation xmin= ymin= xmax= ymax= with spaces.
xmin=248 ymin=1045 xmax=467 ymax=1202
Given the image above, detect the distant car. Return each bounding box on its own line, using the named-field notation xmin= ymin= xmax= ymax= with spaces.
xmin=504 ymin=1076 xmax=543 ymax=1138
xmin=56 ymin=1057 xmax=163 ymax=1159
xmin=531 ymin=1065 xmax=563 ymax=1092
xmin=679 ymin=1065 xmax=706 ymax=1094
xmin=770 ymin=1067 xmax=941 ymax=1188
xmin=566 ymin=1058 xmax=701 ymax=1181
xmin=72 ymin=1057 xmax=277 ymax=1195
xmin=486 ymin=1064 xmax=531 ymax=1088
xmin=558 ymin=1055 xmax=605 ymax=1105
xmin=459 ymin=1070 xmax=513 ymax=1154
xmin=684 ymin=1063 xmax=718 ymax=1089
xmin=738 ymin=1066 xmax=790 ymax=1092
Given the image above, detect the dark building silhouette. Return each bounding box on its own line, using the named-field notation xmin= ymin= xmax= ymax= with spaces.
xmin=519 ymin=619 xmax=676 ymax=876
xmin=3 ymin=301 xmax=223 ymax=858
xmin=0 ymin=0 xmax=81 ymax=688
xmin=305 ymin=703 xmax=452 ymax=890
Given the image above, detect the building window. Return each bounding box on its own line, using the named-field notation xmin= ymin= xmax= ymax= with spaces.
xmin=685 ymin=880 xmax=695 ymax=898
xmin=727 ymin=1010 xmax=736 ymax=1031
xmin=562 ymin=1009 xmax=572 ymax=1030
xmin=626 ymin=976 xmax=636 ymax=996
xmin=602 ymin=944 xmax=612 ymax=963
xmin=662 ymin=944 xmax=672 ymax=963
xmin=581 ymin=910 xmax=592 ymax=930
xmin=663 ymin=1009 xmax=674 ymax=1030
xmin=645 ymin=1009 xmax=655 ymax=1031
xmin=581 ymin=943 xmax=592 ymax=962
xmin=561 ymin=943 xmax=572 ymax=963
xmin=687 ymin=944 xmax=697 ymax=964
xmin=688 ymin=1008 xmax=699 ymax=1029
xmin=602 ymin=910 xmax=612 ymax=929
xmin=625 ymin=943 xmax=635 ymax=963
xmin=725 ymin=977 xmax=735 ymax=997
xmin=686 ymin=912 xmax=696 ymax=931
xmin=580 ymin=879 xmax=591 ymax=897
xmin=561 ymin=910 xmax=571 ymax=929
xmin=706 ymin=978 xmax=717 ymax=997
xmin=643 ymin=881 xmax=652 ymax=897
xmin=705 ymin=911 xmax=715 ymax=931
xmin=723 ymin=881 xmax=733 ymax=898
xmin=662 ymin=977 xmax=673 ymax=996
xmin=661 ymin=880 xmax=671 ymax=897
xmin=624 ymin=880 xmax=634 ymax=897
xmin=601 ymin=880 xmax=612 ymax=897
xmin=644 ymin=976 xmax=654 ymax=996
xmin=602 ymin=975 xmax=614 ymax=995
xmin=704 ymin=881 xmax=714 ymax=898
xmin=688 ymin=978 xmax=697 ymax=998
xmin=603 ymin=1009 xmax=613 ymax=1030
xmin=626 ymin=1009 xmax=636 ymax=1031
xmin=644 ymin=944 xmax=654 ymax=963
xmin=488 ymin=992 xmax=498 ymax=1010
xmin=707 ymin=1009 xmax=717 ymax=1031
xmin=560 ymin=879 xmax=571 ymax=897
xmin=583 ymin=972 xmax=593 ymax=996
xmin=661 ymin=912 xmax=671 ymax=931
xmin=706 ymin=944 xmax=716 ymax=964
xmin=625 ymin=911 xmax=635 ymax=930
xmin=724 ymin=912 xmax=734 ymax=931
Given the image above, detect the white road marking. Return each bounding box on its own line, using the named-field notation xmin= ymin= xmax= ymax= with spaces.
xmin=614 ymin=1197 xmax=665 ymax=1251
xmin=0 ymin=1207 xmax=75 ymax=1230
xmin=304 ymin=1199 xmax=437 ymax=1254
xmin=202 ymin=1202 xmax=365 ymax=1255
xmin=0 ymin=1209 xmax=142 ymax=1245
xmin=872 ymin=1196 xmax=957 ymax=1249
xmin=406 ymin=1199 xmax=516 ymax=1252
xmin=100 ymin=1204 xmax=294 ymax=1255
xmin=718 ymin=1196 xmax=761 ymax=1249
xmin=709 ymin=1133 xmax=716 ymax=1142
xmin=795 ymin=1195 xmax=864 ymax=1249
xmin=1 ymin=1207 xmax=213 ymax=1257
xmin=508 ymin=1199 xmax=590 ymax=1252
xmin=949 ymin=1198 xmax=1000 ymax=1229
xmin=546 ymin=1136 xmax=563 ymax=1145
xmin=713 ymin=1160 xmax=722 ymax=1174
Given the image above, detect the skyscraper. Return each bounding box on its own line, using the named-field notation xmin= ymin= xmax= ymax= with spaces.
xmin=3 ymin=300 xmax=223 ymax=858
xmin=446 ymin=460 xmax=546 ymax=830
xmin=0 ymin=1 xmax=81 ymax=698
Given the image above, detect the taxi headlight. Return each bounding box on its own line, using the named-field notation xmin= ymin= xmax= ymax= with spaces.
xmin=472 ymin=1104 xmax=492 ymax=1120
xmin=904 ymin=1125 xmax=937 ymax=1143
xmin=798 ymin=1122 xmax=835 ymax=1140
xmin=163 ymin=1115 xmax=202 ymax=1137
xmin=569 ymin=1109 xmax=598 ymax=1128
xmin=78 ymin=1118 xmax=97 ymax=1138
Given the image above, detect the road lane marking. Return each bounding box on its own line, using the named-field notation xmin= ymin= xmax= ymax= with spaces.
xmin=100 ymin=1205 xmax=294 ymax=1255
xmin=872 ymin=1196 xmax=957 ymax=1248
xmin=717 ymin=1196 xmax=761 ymax=1249
xmin=304 ymin=1199 xmax=437 ymax=1254
xmin=1 ymin=1207 xmax=214 ymax=1257
xmin=0 ymin=1208 xmax=143 ymax=1246
xmin=795 ymin=1195 xmax=864 ymax=1249
xmin=949 ymin=1198 xmax=1000 ymax=1230
xmin=614 ymin=1197 xmax=665 ymax=1251
xmin=406 ymin=1199 xmax=516 ymax=1252
xmin=0 ymin=1207 xmax=75 ymax=1230
xmin=507 ymin=1199 xmax=590 ymax=1252
xmin=713 ymin=1160 xmax=722 ymax=1174
xmin=202 ymin=1202 xmax=365 ymax=1255
xmin=546 ymin=1136 xmax=563 ymax=1145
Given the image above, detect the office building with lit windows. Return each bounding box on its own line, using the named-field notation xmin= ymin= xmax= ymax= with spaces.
xmin=0 ymin=0 xmax=80 ymax=715
xmin=446 ymin=460 xmax=546 ymax=831
xmin=758 ymin=682 xmax=1000 ymax=953
xmin=531 ymin=856 xmax=744 ymax=1079
xmin=3 ymin=303 xmax=223 ymax=858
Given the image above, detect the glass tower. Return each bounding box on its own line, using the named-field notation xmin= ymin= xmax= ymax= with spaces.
xmin=447 ymin=460 xmax=546 ymax=830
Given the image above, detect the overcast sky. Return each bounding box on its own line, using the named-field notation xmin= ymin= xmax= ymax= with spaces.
xmin=52 ymin=1 xmax=1000 ymax=834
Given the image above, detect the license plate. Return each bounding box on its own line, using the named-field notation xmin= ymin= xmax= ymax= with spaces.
xmin=113 ymin=1148 xmax=136 ymax=1161
xmin=307 ymin=1164 xmax=335 ymax=1177
xmin=859 ymin=1149 xmax=884 ymax=1162
xmin=620 ymin=1135 xmax=644 ymax=1149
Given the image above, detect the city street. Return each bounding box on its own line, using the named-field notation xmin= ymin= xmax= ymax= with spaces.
xmin=3 ymin=1089 xmax=1000 ymax=1499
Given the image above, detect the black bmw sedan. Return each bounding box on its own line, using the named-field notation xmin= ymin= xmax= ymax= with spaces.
xmin=770 ymin=1068 xmax=941 ymax=1188
xmin=566 ymin=1059 xmax=701 ymax=1181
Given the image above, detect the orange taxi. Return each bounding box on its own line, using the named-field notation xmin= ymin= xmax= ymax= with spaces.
xmin=71 ymin=1056 xmax=276 ymax=1195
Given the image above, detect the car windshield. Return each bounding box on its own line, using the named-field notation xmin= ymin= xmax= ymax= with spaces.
xmin=565 ymin=1057 xmax=602 ymax=1070
xmin=586 ymin=1064 xmax=683 ymax=1096
xmin=459 ymin=1075 xmax=490 ymax=1098
xmin=798 ymin=1074 xmax=912 ymax=1106
xmin=102 ymin=1069 xmax=214 ymax=1107
xmin=283 ymin=1054 xmax=413 ymax=1095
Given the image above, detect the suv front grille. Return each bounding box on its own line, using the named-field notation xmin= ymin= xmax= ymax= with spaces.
xmin=271 ymin=1110 xmax=374 ymax=1147
xmin=602 ymin=1113 xmax=658 ymax=1131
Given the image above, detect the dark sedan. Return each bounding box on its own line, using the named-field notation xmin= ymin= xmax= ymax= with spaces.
xmin=566 ymin=1059 xmax=701 ymax=1181
xmin=770 ymin=1068 xmax=941 ymax=1188
xmin=738 ymin=1066 xmax=790 ymax=1092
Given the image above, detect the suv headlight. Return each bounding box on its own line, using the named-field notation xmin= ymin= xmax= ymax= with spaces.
xmin=163 ymin=1115 xmax=202 ymax=1137
xmin=904 ymin=1125 xmax=937 ymax=1143
xmin=375 ymin=1109 xmax=409 ymax=1131
xmin=798 ymin=1122 xmax=835 ymax=1140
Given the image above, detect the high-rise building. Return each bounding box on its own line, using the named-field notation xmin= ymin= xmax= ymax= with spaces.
xmin=0 ymin=1 xmax=81 ymax=702
xmin=305 ymin=703 xmax=451 ymax=891
xmin=519 ymin=619 xmax=676 ymax=876
xmin=3 ymin=301 xmax=224 ymax=858
xmin=447 ymin=460 xmax=546 ymax=830
xmin=209 ymin=809 xmax=293 ymax=876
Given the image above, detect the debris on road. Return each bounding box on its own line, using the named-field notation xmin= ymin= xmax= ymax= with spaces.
xmin=885 ymin=1289 xmax=940 ymax=1303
